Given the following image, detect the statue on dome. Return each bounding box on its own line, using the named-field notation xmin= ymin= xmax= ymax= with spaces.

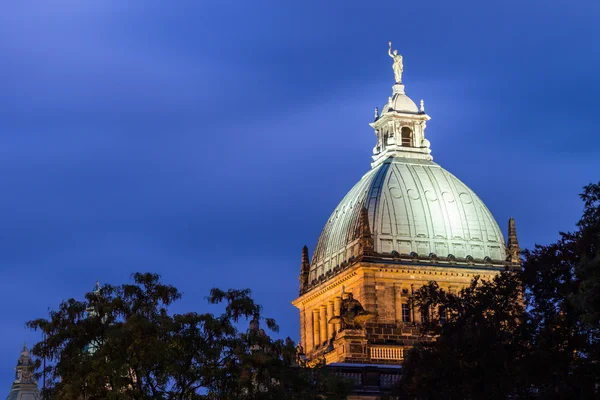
xmin=388 ymin=41 xmax=403 ymax=84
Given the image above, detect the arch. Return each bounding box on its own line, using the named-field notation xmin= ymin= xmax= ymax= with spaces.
xmin=401 ymin=127 xmax=413 ymax=147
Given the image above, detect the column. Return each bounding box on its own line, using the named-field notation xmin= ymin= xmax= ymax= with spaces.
xmin=312 ymin=309 xmax=320 ymax=348
xmin=304 ymin=307 xmax=313 ymax=351
xmin=319 ymin=305 xmax=327 ymax=344
xmin=327 ymin=300 xmax=334 ymax=337
xmin=299 ymin=308 xmax=307 ymax=352
xmin=333 ymin=297 xmax=342 ymax=333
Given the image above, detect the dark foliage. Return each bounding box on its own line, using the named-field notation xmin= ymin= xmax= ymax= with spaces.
xmin=27 ymin=273 xmax=351 ymax=400
xmin=395 ymin=182 xmax=600 ymax=399
xmin=395 ymin=272 xmax=530 ymax=399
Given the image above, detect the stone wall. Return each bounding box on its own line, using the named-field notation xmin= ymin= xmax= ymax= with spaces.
xmin=293 ymin=260 xmax=502 ymax=365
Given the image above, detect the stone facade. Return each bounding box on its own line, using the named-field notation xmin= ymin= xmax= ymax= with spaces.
xmin=293 ymin=254 xmax=503 ymax=365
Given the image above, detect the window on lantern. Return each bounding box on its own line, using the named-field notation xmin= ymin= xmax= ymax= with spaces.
xmin=420 ymin=306 xmax=429 ymax=324
xmin=439 ymin=306 xmax=447 ymax=325
xmin=402 ymin=303 xmax=411 ymax=323
xmin=401 ymin=127 xmax=413 ymax=147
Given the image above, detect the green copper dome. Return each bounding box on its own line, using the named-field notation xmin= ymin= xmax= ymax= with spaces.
xmin=309 ymin=157 xmax=507 ymax=282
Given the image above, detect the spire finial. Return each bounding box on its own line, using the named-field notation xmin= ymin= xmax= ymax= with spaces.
xmin=507 ymin=217 xmax=521 ymax=265
xmin=299 ymin=245 xmax=310 ymax=294
xmin=21 ymin=341 xmax=28 ymax=356
xmin=420 ymin=99 xmax=425 ymax=113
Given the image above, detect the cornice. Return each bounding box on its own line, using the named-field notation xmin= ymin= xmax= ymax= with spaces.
xmin=293 ymin=269 xmax=358 ymax=307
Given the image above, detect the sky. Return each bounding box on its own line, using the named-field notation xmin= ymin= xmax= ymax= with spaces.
xmin=1 ymin=0 xmax=599 ymax=390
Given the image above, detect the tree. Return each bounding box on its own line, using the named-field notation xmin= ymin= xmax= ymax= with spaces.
xmin=395 ymin=182 xmax=600 ymax=399
xmin=394 ymin=272 xmax=530 ymax=399
xmin=27 ymin=273 xmax=351 ymax=400
xmin=521 ymin=182 xmax=600 ymax=397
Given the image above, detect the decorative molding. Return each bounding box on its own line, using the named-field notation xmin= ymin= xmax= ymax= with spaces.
xmin=297 ymin=270 xmax=359 ymax=305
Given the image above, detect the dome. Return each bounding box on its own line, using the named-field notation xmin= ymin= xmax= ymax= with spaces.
xmin=383 ymin=93 xmax=418 ymax=113
xmin=310 ymin=157 xmax=506 ymax=280
xmin=381 ymin=84 xmax=419 ymax=114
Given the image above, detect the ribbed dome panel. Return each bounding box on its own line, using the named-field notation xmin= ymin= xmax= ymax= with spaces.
xmin=310 ymin=157 xmax=506 ymax=280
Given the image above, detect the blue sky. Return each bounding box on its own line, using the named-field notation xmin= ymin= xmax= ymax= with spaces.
xmin=1 ymin=0 xmax=599 ymax=389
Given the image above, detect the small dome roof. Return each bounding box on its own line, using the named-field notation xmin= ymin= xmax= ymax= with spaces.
xmin=383 ymin=92 xmax=419 ymax=113
xmin=310 ymin=157 xmax=506 ymax=279
xmin=381 ymin=84 xmax=419 ymax=114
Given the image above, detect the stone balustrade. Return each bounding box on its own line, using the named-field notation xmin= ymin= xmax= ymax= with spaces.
xmin=370 ymin=345 xmax=404 ymax=361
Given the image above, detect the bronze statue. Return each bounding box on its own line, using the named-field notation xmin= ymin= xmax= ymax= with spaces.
xmin=329 ymin=292 xmax=374 ymax=330
xmin=296 ymin=342 xmax=304 ymax=356
xmin=295 ymin=342 xmax=306 ymax=366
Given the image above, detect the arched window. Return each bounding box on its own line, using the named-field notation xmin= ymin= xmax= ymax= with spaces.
xmin=401 ymin=127 xmax=413 ymax=147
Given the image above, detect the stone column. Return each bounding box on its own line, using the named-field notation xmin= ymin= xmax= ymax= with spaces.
xmin=305 ymin=307 xmax=313 ymax=351
xmin=327 ymin=300 xmax=334 ymax=336
xmin=333 ymin=297 xmax=342 ymax=332
xmin=319 ymin=305 xmax=328 ymax=344
xmin=299 ymin=308 xmax=307 ymax=352
xmin=312 ymin=309 xmax=320 ymax=348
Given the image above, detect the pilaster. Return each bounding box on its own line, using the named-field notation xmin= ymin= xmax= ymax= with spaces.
xmin=312 ymin=309 xmax=320 ymax=350
xmin=362 ymin=269 xmax=377 ymax=314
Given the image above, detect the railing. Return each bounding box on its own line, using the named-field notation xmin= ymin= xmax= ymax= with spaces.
xmin=370 ymin=346 xmax=404 ymax=360
xmin=339 ymin=371 xmax=362 ymax=386
xmin=328 ymin=364 xmax=402 ymax=394
xmin=380 ymin=373 xmax=402 ymax=388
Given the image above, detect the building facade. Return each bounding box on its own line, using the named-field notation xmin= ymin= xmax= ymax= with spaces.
xmin=292 ymin=45 xmax=520 ymax=392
